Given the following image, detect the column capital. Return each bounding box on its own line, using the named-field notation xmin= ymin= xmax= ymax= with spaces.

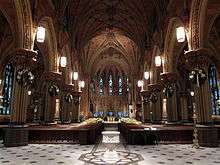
xmin=160 ymin=72 xmax=178 ymax=85
xmin=61 ymin=84 xmax=74 ymax=93
xmin=41 ymin=72 xmax=63 ymax=83
xmin=185 ymin=48 xmax=212 ymax=69
xmin=7 ymin=48 xmax=37 ymax=68
xmin=148 ymin=83 xmax=163 ymax=93
xmin=140 ymin=90 xmax=151 ymax=97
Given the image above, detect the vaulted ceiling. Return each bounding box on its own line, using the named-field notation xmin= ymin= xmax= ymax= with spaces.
xmin=60 ymin=0 xmax=169 ymax=76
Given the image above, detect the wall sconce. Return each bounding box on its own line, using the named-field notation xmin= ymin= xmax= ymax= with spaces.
xmin=79 ymin=80 xmax=85 ymax=88
xmin=144 ymin=71 xmax=150 ymax=80
xmin=28 ymin=90 xmax=32 ymax=96
xmin=155 ymin=55 xmax=162 ymax=67
xmin=137 ymin=80 xmax=144 ymax=88
xmin=0 ymin=79 xmax=2 ymax=85
xmin=73 ymin=72 xmax=78 ymax=80
xmin=36 ymin=26 xmax=45 ymax=43
xmin=176 ymin=26 xmax=186 ymax=43
xmin=129 ymin=104 xmax=133 ymax=110
xmin=190 ymin=91 xmax=195 ymax=97
xmin=60 ymin=56 xmax=67 ymax=67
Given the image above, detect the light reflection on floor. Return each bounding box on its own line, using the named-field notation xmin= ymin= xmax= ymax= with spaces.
xmin=0 ymin=141 xmax=220 ymax=165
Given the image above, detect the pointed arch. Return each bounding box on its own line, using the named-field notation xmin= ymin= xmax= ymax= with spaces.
xmin=14 ymin=0 xmax=34 ymax=49
xmin=164 ymin=17 xmax=186 ymax=73
xmin=189 ymin=0 xmax=208 ymax=50
xmin=37 ymin=17 xmax=58 ymax=72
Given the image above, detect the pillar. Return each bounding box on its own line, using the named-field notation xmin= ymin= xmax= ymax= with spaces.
xmin=160 ymin=72 xmax=178 ymax=122
xmin=141 ymin=90 xmax=151 ymax=122
xmin=179 ymin=91 xmax=189 ymax=122
xmin=185 ymin=48 xmax=212 ymax=124
xmin=71 ymin=92 xmax=81 ymax=122
xmin=148 ymin=84 xmax=162 ymax=123
xmin=60 ymin=84 xmax=75 ymax=123
xmin=4 ymin=49 xmax=37 ymax=147
xmin=40 ymin=72 xmax=62 ymax=123
xmin=10 ymin=49 xmax=37 ymax=124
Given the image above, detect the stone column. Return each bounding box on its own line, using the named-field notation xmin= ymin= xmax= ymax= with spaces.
xmin=40 ymin=72 xmax=62 ymax=123
xmin=130 ymin=76 xmax=137 ymax=118
xmin=71 ymin=92 xmax=81 ymax=122
xmin=160 ymin=72 xmax=178 ymax=122
xmin=141 ymin=90 xmax=151 ymax=122
xmin=9 ymin=49 xmax=37 ymax=124
xmin=60 ymin=84 xmax=75 ymax=123
xmin=4 ymin=49 xmax=37 ymax=147
xmin=179 ymin=91 xmax=189 ymax=122
xmin=148 ymin=84 xmax=163 ymax=123
xmin=185 ymin=48 xmax=212 ymax=124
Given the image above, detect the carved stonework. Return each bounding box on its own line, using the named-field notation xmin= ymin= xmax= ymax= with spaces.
xmin=160 ymin=72 xmax=178 ymax=84
xmin=185 ymin=48 xmax=212 ymax=69
xmin=15 ymin=0 xmax=34 ymax=50
xmin=41 ymin=72 xmax=63 ymax=84
xmin=148 ymin=83 xmax=163 ymax=93
xmin=189 ymin=0 xmax=207 ymax=49
xmin=141 ymin=90 xmax=151 ymax=104
xmin=7 ymin=48 xmax=37 ymax=68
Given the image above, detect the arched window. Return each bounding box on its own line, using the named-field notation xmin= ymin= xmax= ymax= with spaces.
xmin=1 ymin=63 xmax=14 ymax=115
xmin=208 ymin=64 xmax=220 ymax=115
xmin=118 ymin=76 xmax=123 ymax=95
xmin=126 ymin=77 xmax=129 ymax=92
xmin=99 ymin=77 xmax=104 ymax=95
xmin=109 ymin=74 xmax=113 ymax=96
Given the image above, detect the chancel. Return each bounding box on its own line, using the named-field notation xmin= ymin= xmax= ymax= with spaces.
xmin=0 ymin=0 xmax=220 ymax=165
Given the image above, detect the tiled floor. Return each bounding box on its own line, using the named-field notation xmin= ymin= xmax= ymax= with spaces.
xmin=0 ymin=140 xmax=220 ymax=165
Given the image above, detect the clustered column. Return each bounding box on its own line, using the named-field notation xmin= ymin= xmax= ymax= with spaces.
xmin=185 ymin=49 xmax=212 ymax=124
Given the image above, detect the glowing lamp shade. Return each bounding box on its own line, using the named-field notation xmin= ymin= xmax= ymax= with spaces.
xmin=137 ymin=80 xmax=144 ymax=87
xmin=28 ymin=90 xmax=32 ymax=96
xmin=155 ymin=55 xmax=162 ymax=67
xmin=190 ymin=91 xmax=195 ymax=97
xmin=36 ymin=26 xmax=45 ymax=43
xmin=144 ymin=71 xmax=150 ymax=80
xmin=176 ymin=26 xmax=186 ymax=43
xmin=73 ymin=72 xmax=78 ymax=80
xmin=79 ymin=81 xmax=85 ymax=88
xmin=60 ymin=56 xmax=67 ymax=67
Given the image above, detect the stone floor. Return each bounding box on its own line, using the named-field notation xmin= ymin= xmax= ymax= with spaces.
xmin=0 ymin=140 xmax=220 ymax=165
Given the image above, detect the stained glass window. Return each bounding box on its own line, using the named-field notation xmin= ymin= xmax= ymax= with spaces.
xmin=126 ymin=77 xmax=129 ymax=92
xmin=1 ymin=63 xmax=14 ymax=115
xmin=118 ymin=76 xmax=123 ymax=95
xmin=99 ymin=77 xmax=104 ymax=95
xmin=109 ymin=74 xmax=113 ymax=95
xmin=208 ymin=64 xmax=220 ymax=115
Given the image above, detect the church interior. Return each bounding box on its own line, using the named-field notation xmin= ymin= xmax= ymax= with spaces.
xmin=0 ymin=0 xmax=220 ymax=164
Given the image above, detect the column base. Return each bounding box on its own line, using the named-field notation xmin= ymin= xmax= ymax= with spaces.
xmin=3 ymin=125 xmax=29 ymax=147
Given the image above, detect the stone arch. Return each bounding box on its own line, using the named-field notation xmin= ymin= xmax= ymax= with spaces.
xmin=60 ymin=44 xmax=72 ymax=84
xmin=150 ymin=45 xmax=161 ymax=84
xmin=188 ymin=0 xmax=208 ymax=50
xmin=14 ymin=0 xmax=34 ymax=49
xmin=37 ymin=17 xmax=58 ymax=72
xmin=164 ymin=17 xmax=186 ymax=73
xmin=0 ymin=10 xmax=15 ymax=78
xmin=206 ymin=13 xmax=220 ymax=76
xmin=205 ymin=12 xmax=220 ymax=43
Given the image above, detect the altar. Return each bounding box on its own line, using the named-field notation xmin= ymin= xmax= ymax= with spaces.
xmin=103 ymin=121 xmax=119 ymax=131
